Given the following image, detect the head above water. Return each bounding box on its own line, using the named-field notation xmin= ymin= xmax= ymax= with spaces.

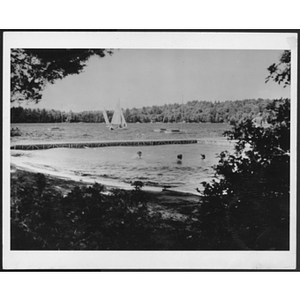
xmin=137 ymin=151 xmax=142 ymax=157
xmin=177 ymin=154 xmax=183 ymax=160
xmin=201 ymin=154 xmax=206 ymax=160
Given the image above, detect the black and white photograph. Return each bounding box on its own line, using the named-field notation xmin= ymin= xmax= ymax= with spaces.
xmin=2 ymin=31 xmax=297 ymax=269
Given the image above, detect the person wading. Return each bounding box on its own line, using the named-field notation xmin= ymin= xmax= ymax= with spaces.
xmin=177 ymin=154 xmax=183 ymax=164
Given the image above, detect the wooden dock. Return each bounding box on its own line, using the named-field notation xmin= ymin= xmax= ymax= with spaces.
xmin=10 ymin=138 xmax=233 ymax=151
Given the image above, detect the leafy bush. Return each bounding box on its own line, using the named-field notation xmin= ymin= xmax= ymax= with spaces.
xmin=11 ymin=174 xmax=183 ymax=250
xmin=200 ymin=98 xmax=290 ymax=249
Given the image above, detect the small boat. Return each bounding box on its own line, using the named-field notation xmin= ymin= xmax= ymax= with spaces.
xmin=104 ymin=99 xmax=127 ymax=130
xmin=154 ymin=128 xmax=167 ymax=133
xmin=164 ymin=128 xmax=186 ymax=134
xmin=51 ymin=126 xmax=61 ymax=131
xmin=49 ymin=124 xmax=65 ymax=131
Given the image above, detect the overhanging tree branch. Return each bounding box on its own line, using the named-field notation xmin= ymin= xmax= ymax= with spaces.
xmin=11 ymin=48 xmax=113 ymax=103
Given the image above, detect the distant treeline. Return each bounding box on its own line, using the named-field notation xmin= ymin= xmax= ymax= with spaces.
xmin=11 ymin=98 xmax=273 ymax=124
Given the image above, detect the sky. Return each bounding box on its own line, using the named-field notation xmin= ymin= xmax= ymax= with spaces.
xmin=17 ymin=49 xmax=290 ymax=112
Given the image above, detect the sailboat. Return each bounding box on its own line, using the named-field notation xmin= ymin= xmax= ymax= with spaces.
xmin=103 ymin=100 xmax=128 ymax=130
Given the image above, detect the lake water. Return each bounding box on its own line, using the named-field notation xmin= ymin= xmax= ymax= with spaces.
xmin=11 ymin=123 xmax=234 ymax=193
xmin=10 ymin=122 xmax=231 ymax=143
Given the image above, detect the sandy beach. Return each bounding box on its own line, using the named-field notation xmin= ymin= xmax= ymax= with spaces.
xmin=10 ymin=149 xmax=203 ymax=196
xmin=11 ymin=155 xmax=203 ymax=209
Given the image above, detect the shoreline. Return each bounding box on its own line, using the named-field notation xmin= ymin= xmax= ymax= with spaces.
xmin=10 ymin=146 xmax=206 ymax=197
xmin=9 ymin=135 xmax=231 ymax=199
xmin=10 ymin=162 xmax=202 ymax=203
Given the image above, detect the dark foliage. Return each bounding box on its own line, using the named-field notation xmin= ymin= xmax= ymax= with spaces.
xmin=11 ymin=172 xmax=206 ymax=250
xmin=11 ymin=49 xmax=112 ymax=103
xmin=200 ymin=99 xmax=290 ymax=249
xmin=11 ymin=98 xmax=272 ymax=124
xmin=13 ymin=167 xmax=248 ymax=250
xmin=11 ymin=173 xmax=153 ymax=250
xmin=265 ymin=50 xmax=291 ymax=87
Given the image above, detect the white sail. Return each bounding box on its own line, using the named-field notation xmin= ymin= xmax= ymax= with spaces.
xmin=103 ymin=109 xmax=110 ymax=125
xmin=110 ymin=100 xmax=127 ymax=128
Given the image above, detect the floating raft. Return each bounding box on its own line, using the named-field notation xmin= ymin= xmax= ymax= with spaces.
xmin=11 ymin=138 xmax=233 ymax=151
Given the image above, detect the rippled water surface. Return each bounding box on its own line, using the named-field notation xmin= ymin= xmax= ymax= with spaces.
xmin=11 ymin=123 xmax=234 ymax=193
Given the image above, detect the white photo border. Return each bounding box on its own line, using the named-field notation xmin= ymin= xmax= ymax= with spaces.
xmin=3 ymin=31 xmax=297 ymax=269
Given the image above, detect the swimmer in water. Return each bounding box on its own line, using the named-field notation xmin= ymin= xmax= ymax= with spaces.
xmin=137 ymin=151 xmax=142 ymax=159
xmin=177 ymin=154 xmax=183 ymax=164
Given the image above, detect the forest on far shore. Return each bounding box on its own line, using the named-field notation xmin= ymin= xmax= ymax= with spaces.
xmin=11 ymin=98 xmax=274 ymax=124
